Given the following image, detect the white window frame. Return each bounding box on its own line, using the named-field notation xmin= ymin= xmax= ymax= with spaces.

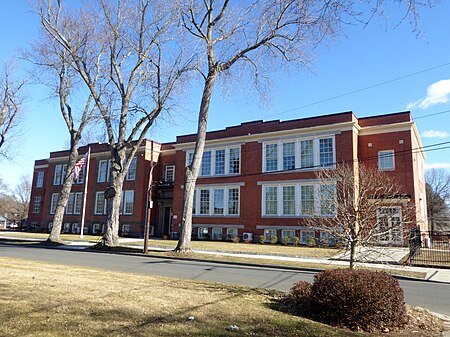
xmin=53 ymin=164 xmax=67 ymax=185
xmin=262 ymin=136 xmax=336 ymax=173
xmin=186 ymin=146 xmax=241 ymax=177
xmin=281 ymin=229 xmax=295 ymax=242
xmin=193 ymin=186 xmax=240 ymax=217
xmin=32 ymin=196 xmax=41 ymax=214
xmin=74 ymin=192 xmax=83 ymax=214
xmin=164 ymin=165 xmax=175 ymax=182
xmin=122 ymin=190 xmax=134 ymax=215
xmin=98 ymin=160 xmax=112 ymax=183
xmin=264 ymin=229 xmax=277 ymax=241
xmin=94 ymin=191 xmax=107 ymax=215
xmin=125 ymin=157 xmax=137 ymax=181
xmin=92 ymin=223 xmax=102 ymax=234
xmin=198 ymin=227 xmax=209 ymax=239
xmin=121 ymin=224 xmax=130 ymax=235
xmin=226 ymin=228 xmax=238 ymax=240
xmin=300 ymin=230 xmax=315 ymax=245
xmin=66 ymin=193 xmax=75 ymax=214
xmin=212 ymin=228 xmax=223 ymax=240
xmin=262 ymin=181 xmax=336 ymax=217
xmin=376 ymin=207 xmax=403 ymax=243
xmin=378 ymin=150 xmax=395 ymax=171
xmin=36 ymin=171 xmax=44 ymax=188
xmin=50 ymin=193 xmax=59 ymax=214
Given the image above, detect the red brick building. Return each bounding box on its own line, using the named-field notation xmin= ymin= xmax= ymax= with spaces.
xmin=27 ymin=111 xmax=428 ymax=245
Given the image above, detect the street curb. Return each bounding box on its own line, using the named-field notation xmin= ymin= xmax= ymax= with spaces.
xmin=1 ymin=237 xmax=449 ymax=284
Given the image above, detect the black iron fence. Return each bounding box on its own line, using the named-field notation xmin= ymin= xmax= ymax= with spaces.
xmin=408 ymin=229 xmax=450 ymax=267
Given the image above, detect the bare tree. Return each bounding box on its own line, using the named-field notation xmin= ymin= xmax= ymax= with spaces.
xmin=174 ymin=0 xmax=432 ymax=252
xmin=26 ymin=21 xmax=98 ymax=243
xmin=304 ymin=163 xmax=414 ymax=269
xmin=0 ymin=63 xmax=26 ymax=159
xmin=37 ymin=0 xmax=187 ymax=246
xmin=0 ymin=175 xmax=30 ymax=228
xmin=426 ymin=168 xmax=450 ymax=232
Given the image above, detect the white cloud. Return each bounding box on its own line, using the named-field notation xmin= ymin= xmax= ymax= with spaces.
xmin=422 ymin=130 xmax=450 ymax=138
xmin=407 ymin=79 xmax=450 ymax=110
xmin=424 ymin=163 xmax=450 ymax=170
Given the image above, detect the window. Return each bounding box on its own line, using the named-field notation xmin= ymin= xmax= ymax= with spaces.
xmin=300 ymin=230 xmax=315 ymax=245
xmin=164 ymin=165 xmax=175 ymax=182
xmin=281 ymin=229 xmax=295 ymax=242
xmin=265 ymin=143 xmax=278 ymax=172
xmin=213 ymin=189 xmax=224 ymax=215
xmin=193 ymin=186 xmax=240 ymax=216
xmin=282 ymin=142 xmax=295 ymax=170
xmin=212 ymin=228 xmax=223 ymax=240
xmin=320 ymin=231 xmax=336 ymax=246
xmin=301 ymin=185 xmax=314 ymax=215
xmin=199 ymin=189 xmax=210 ymax=215
xmin=263 ymin=136 xmax=335 ymax=172
xmin=215 ymin=149 xmax=225 ymax=175
xmin=53 ymin=164 xmax=67 ymax=185
xmin=98 ymin=160 xmax=111 ymax=182
xmin=126 ymin=157 xmax=137 ymax=181
xmin=72 ymin=223 xmax=80 ymax=234
xmin=36 ymin=171 xmax=44 ymax=188
xmin=32 ymin=196 xmax=42 ymax=214
xmin=378 ymin=150 xmax=395 ymax=171
xmin=92 ymin=223 xmax=102 ymax=235
xmin=50 ymin=193 xmax=59 ymax=214
xmin=264 ymin=186 xmax=278 ymax=215
xmin=66 ymin=193 xmax=75 ymax=214
xmin=264 ymin=229 xmax=277 ymax=241
xmin=198 ymin=227 xmax=209 ymax=239
xmin=282 ymin=186 xmax=296 ymax=215
xmin=74 ymin=193 xmax=83 ymax=214
xmin=122 ymin=190 xmax=134 ymax=215
xmin=319 ymin=138 xmax=334 ymax=167
xmin=229 ymin=148 xmax=240 ymax=174
xmin=47 ymin=222 xmax=53 ymax=231
xmin=63 ymin=223 xmax=71 ymax=233
xmin=377 ymin=207 xmax=402 ymax=242
xmin=262 ymin=182 xmax=336 ymax=217
xmin=228 ymin=188 xmax=239 ymax=215
xmin=122 ymin=224 xmax=130 ymax=235
xmin=300 ymin=140 xmax=314 ymax=168
xmin=187 ymin=146 xmax=241 ymax=176
xmin=201 ymin=151 xmax=212 ymax=176
xmin=75 ymin=165 xmax=86 ymax=184
xmin=226 ymin=228 xmax=238 ymax=239
xmin=95 ymin=191 xmax=106 ymax=215
xmin=320 ymin=184 xmax=336 ymax=216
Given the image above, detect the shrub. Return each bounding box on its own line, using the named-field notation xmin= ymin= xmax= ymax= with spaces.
xmin=270 ymin=235 xmax=278 ymax=244
xmin=258 ymin=235 xmax=266 ymax=244
xmin=293 ymin=236 xmax=300 ymax=246
xmin=232 ymin=236 xmax=240 ymax=243
xmin=306 ymin=237 xmax=316 ymax=247
xmin=282 ymin=236 xmax=290 ymax=245
xmin=308 ymin=269 xmax=407 ymax=332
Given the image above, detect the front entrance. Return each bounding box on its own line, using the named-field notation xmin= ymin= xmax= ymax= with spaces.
xmin=162 ymin=206 xmax=172 ymax=237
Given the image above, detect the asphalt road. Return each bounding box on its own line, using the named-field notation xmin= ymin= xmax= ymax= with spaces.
xmin=1 ymin=243 xmax=449 ymax=316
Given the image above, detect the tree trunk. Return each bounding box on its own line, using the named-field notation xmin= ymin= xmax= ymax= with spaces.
xmin=48 ymin=149 xmax=78 ymax=243
xmin=102 ymin=147 xmax=126 ymax=247
xmin=175 ymin=71 xmax=217 ymax=252
xmin=349 ymin=239 xmax=358 ymax=269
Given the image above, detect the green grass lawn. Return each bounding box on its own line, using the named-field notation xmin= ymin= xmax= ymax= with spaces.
xmin=0 ymin=257 xmax=365 ymax=337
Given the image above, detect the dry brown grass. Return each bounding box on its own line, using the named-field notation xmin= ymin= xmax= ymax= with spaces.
xmin=0 ymin=257 xmax=365 ymax=337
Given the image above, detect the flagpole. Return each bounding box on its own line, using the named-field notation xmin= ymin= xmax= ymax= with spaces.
xmin=80 ymin=147 xmax=91 ymax=238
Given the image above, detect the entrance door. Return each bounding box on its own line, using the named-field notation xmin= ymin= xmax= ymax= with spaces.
xmin=163 ymin=207 xmax=172 ymax=237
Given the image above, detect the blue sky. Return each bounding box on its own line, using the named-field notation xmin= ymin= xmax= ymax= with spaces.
xmin=1 ymin=1 xmax=450 ymax=189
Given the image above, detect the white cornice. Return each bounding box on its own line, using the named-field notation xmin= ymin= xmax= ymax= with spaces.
xmin=174 ymin=121 xmax=356 ymax=151
xmin=358 ymin=121 xmax=413 ymax=136
xmin=34 ymin=164 xmax=49 ymax=169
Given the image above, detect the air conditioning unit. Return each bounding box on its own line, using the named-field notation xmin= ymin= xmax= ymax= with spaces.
xmin=243 ymin=232 xmax=253 ymax=241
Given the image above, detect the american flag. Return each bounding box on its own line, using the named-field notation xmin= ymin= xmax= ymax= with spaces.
xmin=73 ymin=154 xmax=88 ymax=181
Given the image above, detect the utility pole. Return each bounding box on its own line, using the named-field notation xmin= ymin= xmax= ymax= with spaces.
xmin=143 ymin=141 xmax=154 ymax=255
